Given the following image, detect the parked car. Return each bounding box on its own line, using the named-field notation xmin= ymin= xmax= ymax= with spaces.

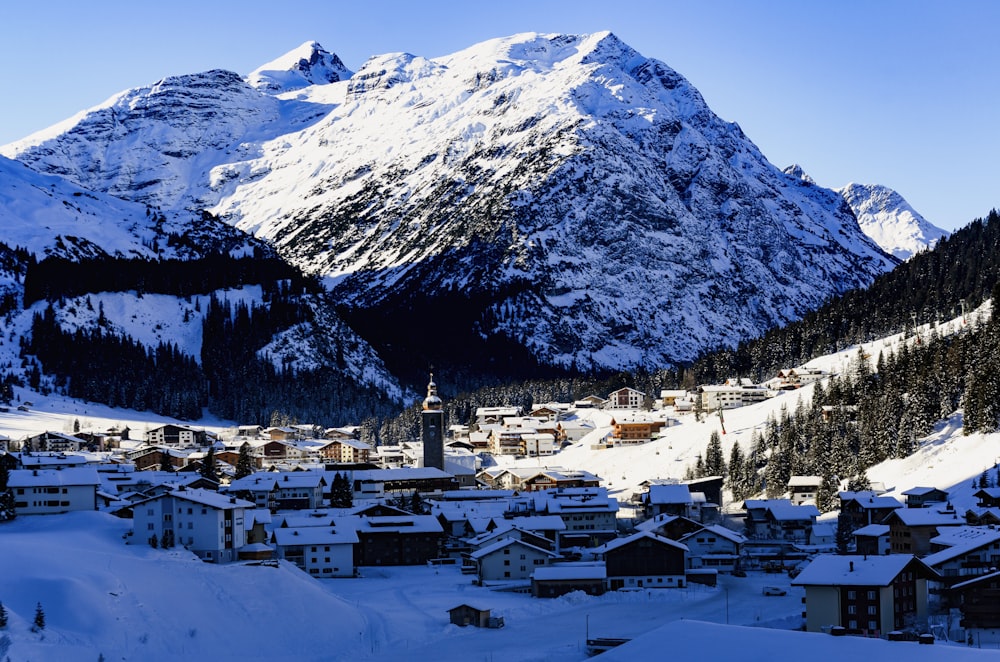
xmin=762 ymin=586 xmax=787 ymax=596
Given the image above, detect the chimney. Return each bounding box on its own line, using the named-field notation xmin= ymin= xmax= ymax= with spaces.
xmin=849 ymin=561 xmax=854 ymax=572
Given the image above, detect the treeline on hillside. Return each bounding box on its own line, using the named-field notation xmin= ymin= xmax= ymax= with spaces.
xmin=24 ymin=289 xmax=400 ymax=425
xmin=22 ymin=249 xmax=305 ymax=306
xmin=28 ymin=304 xmax=206 ymax=419
xmin=199 ymin=295 xmax=399 ymax=426
xmin=706 ymin=294 xmax=1000 ymax=512
xmin=689 ymin=210 xmax=1000 ymax=383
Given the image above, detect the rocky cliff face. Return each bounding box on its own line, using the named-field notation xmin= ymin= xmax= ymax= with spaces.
xmin=3 ymin=33 xmax=898 ymax=374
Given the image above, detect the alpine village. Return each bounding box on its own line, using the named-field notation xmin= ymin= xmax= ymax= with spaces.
xmin=1 ymin=30 xmax=999 ymax=662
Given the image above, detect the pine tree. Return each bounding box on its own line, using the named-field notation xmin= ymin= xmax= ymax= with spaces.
xmin=199 ymin=446 xmax=218 ymax=482
xmin=727 ymin=443 xmax=746 ymax=500
xmin=835 ymin=511 xmax=853 ymax=555
xmin=410 ymin=490 xmax=424 ymax=515
xmin=0 ymin=601 xmax=7 ymax=628
xmin=32 ymin=602 xmax=45 ymax=632
xmin=0 ymin=490 xmax=15 ymax=522
xmin=235 ymin=442 xmax=255 ymax=480
xmin=704 ymin=431 xmax=726 ymax=477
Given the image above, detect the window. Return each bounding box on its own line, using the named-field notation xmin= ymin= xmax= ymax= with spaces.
xmin=503 ymin=560 xmax=510 ymax=566
xmin=847 ymin=590 xmax=856 ymax=600
xmin=148 ymin=523 xmax=155 ymax=531
xmin=868 ymin=620 xmax=878 ymax=631
xmin=868 ymin=606 xmax=877 ymax=615
xmin=847 ymin=605 xmax=856 ymax=614
xmin=867 ymin=591 xmax=876 ymax=600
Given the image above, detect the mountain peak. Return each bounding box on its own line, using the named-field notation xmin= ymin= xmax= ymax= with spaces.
xmin=247 ymin=41 xmax=352 ymax=94
xmin=837 ymin=182 xmax=948 ymax=260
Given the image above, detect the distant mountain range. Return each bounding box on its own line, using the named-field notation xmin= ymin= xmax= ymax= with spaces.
xmin=0 ymin=32 xmax=943 ymax=409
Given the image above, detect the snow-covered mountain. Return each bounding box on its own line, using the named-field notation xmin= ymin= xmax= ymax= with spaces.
xmin=247 ymin=40 xmax=352 ymax=93
xmin=837 ymin=182 xmax=949 ymax=260
xmin=2 ymin=33 xmax=898 ymax=373
xmin=0 ymin=154 xmax=402 ymax=412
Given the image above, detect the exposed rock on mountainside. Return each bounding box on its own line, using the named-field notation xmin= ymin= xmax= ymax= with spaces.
xmin=3 ymin=33 xmax=898 ymax=377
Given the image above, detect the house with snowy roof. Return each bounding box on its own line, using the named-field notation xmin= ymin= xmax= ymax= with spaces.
xmin=144 ymin=424 xmax=207 ymax=447
xmin=793 ymin=554 xmax=937 ymax=636
xmin=271 ymin=524 xmax=358 ymax=577
xmin=741 ymin=499 xmax=819 ymax=544
xmin=22 ymin=431 xmax=88 ymax=452
xmin=534 ymin=487 xmax=619 ymax=548
xmin=787 ymin=475 xmax=823 ymax=506
xmin=643 ymin=483 xmax=697 ymax=518
xmin=974 ymin=488 xmax=1000 ymax=509
xmin=921 ymin=526 xmax=1000 ymax=582
xmin=8 ymin=466 xmax=100 ymax=515
xmin=948 ymin=570 xmax=1000 ymax=644
xmin=468 ymin=537 xmax=559 ymax=582
xmin=838 ymin=491 xmax=903 ymax=531
xmin=16 ymin=451 xmax=91 ymax=470
xmin=884 ymin=503 xmax=963 ymax=555
xmin=853 ymin=524 xmax=891 ymax=556
xmin=130 ymin=486 xmax=254 ymax=563
xmin=677 ymin=524 xmax=746 ymax=574
xmin=596 ymin=531 xmax=688 ymax=589
xmin=901 ymin=486 xmax=949 ymax=508
xmin=317 ymin=438 xmax=372 ymax=464
xmin=350 ymin=514 xmax=444 ymax=566
xmin=531 ymin=563 xmax=607 ymax=597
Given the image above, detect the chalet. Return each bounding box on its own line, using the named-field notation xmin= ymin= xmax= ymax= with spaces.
xmin=223 ymin=472 xmax=326 ymax=510
xmin=573 ymin=395 xmax=606 ymax=409
xmin=475 ymin=406 xmax=521 ymax=426
xmin=145 ymin=424 xmax=206 ymax=447
xmin=884 ymin=504 xmax=963 ymax=556
xmin=787 ymin=476 xmax=822 ymax=506
xmin=921 ymin=526 xmax=1000 ymax=582
xmin=531 ymin=563 xmax=607 ymax=598
xmin=234 ymin=425 xmax=263 ymax=439
xmin=130 ymin=487 xmax=254 ymax=563
xmin=742 ymin=499 xmax=819 ymax=544
xmin=465 ymin=525 xmax=557 ymax=555
xmin=793 ymin=554 xmax=937 ymax=636
xmin=678 ymin=525 xmax=746 ymax=574
xmin=263 ymin=427 xmax=299 ymax=441
xmin=852 ymin=524 xmax=890 ymax=556
xmin=318 ymin=438 xmax=372 ymax=464
xmin=605 ymin=387 xmax=646 ymax=410
xmin=838 ymin=491 xmax=903 ymax=531
xmin=967 ymin=508 xmax=1000 ymax=527
xmin=22 ymin=431 xmax=87 ymax=452
xmin=643 ymin=484 xmax=699 ymax=519
xmin=351 ymin=514 xmax=444 ymax=566
xmin=659 ymin=389 xmax=688 ymax=408
xmin=608 ymin=414 xmax=666 ymax=446
xmin=901 ymin=486 xmax=949 ymax=508
xmin=270 ymin=525 xmax=358 ymax=577
xmin=520 ymin=469 xmax=601 ymax=492
xmin=8 ymin=467 xmax=100 ymax=515
xmin=974 ymin=488 xmax=1000 ymax=509
xmin=682 ymin=476 xmax=724 ymax=511
xmin=949 ymin=571 xmax=1000 ymax=645
xmin=557 ymin=420 xmax=596 ymax=443
xmin=323 ymin=426 xmax=360 ymax=440
xmin=529 ymin=404 xmax=566 ymax=421
xmin=16 ymin=452 xmax=90 ymax=470
xmin=535 ymin=487 xmax=619 ymax=548
xmin=768 ymin=368 xmax=829 ymax=390
xmin=468 ymin=537 xmax=559 ymax=582
xmin=634 ymin=514 xmax=704 ymax=541
xmin=598 ymin=531 xmax=688 ymax=589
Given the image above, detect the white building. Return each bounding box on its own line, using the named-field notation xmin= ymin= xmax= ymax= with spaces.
xmin=271 ymin=525 xmax=358 ymax=578
xmin=8 ymin=467 xmax=100 ymax=515
xmin=130 ymin=487 xmax=253 ymax=563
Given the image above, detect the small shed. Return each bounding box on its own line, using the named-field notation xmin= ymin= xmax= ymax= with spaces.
xmin=448 ymin=604 xmax=491 ymax=628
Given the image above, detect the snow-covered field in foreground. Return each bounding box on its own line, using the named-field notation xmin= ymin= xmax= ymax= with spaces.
xmin=0 ymin=512 xmax=993 ymax=661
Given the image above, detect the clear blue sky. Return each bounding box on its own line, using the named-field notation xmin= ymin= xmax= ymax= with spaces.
xmin=2 ymin=0 xmax=998 ymax=232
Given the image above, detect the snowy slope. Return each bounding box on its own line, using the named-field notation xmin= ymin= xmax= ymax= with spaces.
xmin=2 ymin=33 xmax=898 ymax=373
xmin=0 ymin=154 xmax=402 ymax=405
xmin=838 ymin=182 xmax=949 ymax=260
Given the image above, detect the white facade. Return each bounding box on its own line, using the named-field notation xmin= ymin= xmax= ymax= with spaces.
xmin=131 ymin=488 xmax=252 ymax=563
xmin=271 ymin=527 xmax=357 ymax=578
xmin=8 ymin=467 xmax=99 ymax=515
xmin=470 ymin=538 xmax=557 ymax=581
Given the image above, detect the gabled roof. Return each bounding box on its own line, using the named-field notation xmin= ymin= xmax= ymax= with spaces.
xmin=838 ymin=491 xmax=903 ymax=510
xmin=469 ymin=536 xmax=559 ymax=560
xmin=646 ymin=484 xmax=692 ymax=505
xmin=271 ymin=526 xmax=358 ymax=546
xmin=792 ymin=554 xmax=935 ymax=587
xmin=134 ymin=487 xmax=254 ymax=510
xmin=902 ymin=486 xmax=948 ymax=497
xmin=679 ymin=524 xmax=747 ymax=545
xmin=885 ymin=506 xmax=963 ymax=527
xmin=852 ymin=524 xmax=890 ymax=537
xmin=596 ymin=530 xmax=688 ymax=555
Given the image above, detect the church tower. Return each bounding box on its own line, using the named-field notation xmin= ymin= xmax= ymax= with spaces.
xmin=421 ymin=373 xmax=445 ymax=471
